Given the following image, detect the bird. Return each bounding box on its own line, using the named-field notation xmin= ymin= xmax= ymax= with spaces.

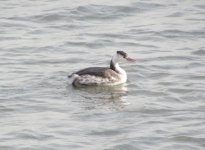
xmin=68 ymin=51 xmax=136 ymax=87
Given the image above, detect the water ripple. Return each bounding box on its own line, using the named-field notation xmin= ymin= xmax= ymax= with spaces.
xmin=1 ymin=0 xmax=205 ymax=150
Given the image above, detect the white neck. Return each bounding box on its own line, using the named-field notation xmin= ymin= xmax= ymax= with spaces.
xmin=114 ymin=63 xmax=125 ymax=74
xmin=110 ymin=54 xmax=127 ymax=82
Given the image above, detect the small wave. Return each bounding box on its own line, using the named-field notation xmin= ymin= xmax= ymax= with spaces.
xmin=192 ymin=49 xmax=205 ymax=55
xmin=152 ymin=30 xmax=205 ymax=39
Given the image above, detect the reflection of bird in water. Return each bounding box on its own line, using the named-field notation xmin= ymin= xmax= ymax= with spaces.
xmin=68 ymin=51 xmax=136 ymax=87
xmin=68 ymin=84 xmax=130 ymax=110
xmin=73 ymin=83 xmax=128 ymax=93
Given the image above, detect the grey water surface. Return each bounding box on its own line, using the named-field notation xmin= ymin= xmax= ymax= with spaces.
xmin=1 ymin=0 xmax=205 ymax=149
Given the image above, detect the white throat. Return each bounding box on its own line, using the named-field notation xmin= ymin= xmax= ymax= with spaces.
xmin=110 ymin=54 xmax=127 ymax=83
xmin=114 ymin=63 xmax=125 ymax=74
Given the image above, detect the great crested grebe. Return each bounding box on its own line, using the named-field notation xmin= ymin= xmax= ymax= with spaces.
xmin=68 ymin=51 xmax=136 ymax=87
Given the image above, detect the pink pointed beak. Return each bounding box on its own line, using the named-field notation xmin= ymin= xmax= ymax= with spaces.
xmin=126 ymin=57 xmax=136 ymax=62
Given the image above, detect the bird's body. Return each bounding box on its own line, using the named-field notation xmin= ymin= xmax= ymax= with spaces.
xmin=68 ymin=51 xmax=135 ymax=87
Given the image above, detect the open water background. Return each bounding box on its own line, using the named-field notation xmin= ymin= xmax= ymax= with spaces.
xmin=1 ymin=0 xmax=205 ymax=149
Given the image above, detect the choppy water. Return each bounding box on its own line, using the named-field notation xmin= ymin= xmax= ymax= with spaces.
xmin=1 ymin=0 xmax=205 ymax=149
